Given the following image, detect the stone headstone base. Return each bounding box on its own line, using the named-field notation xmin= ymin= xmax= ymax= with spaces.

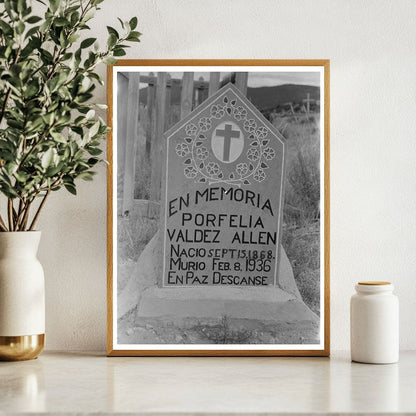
xmin=119 ymin=230 xmax=304 ymax=319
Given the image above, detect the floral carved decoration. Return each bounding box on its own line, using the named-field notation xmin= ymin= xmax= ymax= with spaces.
xmin=174 ymin=94 xmax=276 ymax=186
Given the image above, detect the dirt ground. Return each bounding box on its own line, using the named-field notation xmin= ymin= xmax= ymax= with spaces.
xmin=118 ymin=312 xmax=319 ymax=345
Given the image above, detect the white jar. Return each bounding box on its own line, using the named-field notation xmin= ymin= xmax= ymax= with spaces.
xmin=350 ymin=281 xmax=399 ymax=364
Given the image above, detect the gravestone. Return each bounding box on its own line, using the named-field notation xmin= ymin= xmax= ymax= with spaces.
xmin=119 ymin=84 xmax=318 ymax=343
xmin=161 ymin=83 xmax=285 ymax=288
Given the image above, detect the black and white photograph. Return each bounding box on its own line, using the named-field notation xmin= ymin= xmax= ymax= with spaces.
xmin=108 ymin=62 xmax=329 ymax=355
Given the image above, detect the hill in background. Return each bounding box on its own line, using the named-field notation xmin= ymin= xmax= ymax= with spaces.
xmin=139 ymin=81 xmax=320 ymax=112
xmin=246 ymin=84 xmax=320 ymax=111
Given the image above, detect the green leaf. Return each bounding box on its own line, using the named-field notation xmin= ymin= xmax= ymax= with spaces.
xmin=113 ymin=47 xmax=126 ymax=57
xmin=4 ymin=1 xmax=16 ymax=19
xmin=77 ymin=160 xmax=90 ymax=169
xmin=117 ymin=17 xmax=125 ymax=29
xmin=86 ymin=109 xmax=95 ymax=120
xmin=42 ymin=112 xmax=55 ymax=125
xmin=78 ymin=171 xmax=95 ymax=181
xmin=7 ymin=119 xmax=24 ymax=129
xmin=127 ymin=31 xmax=141 ymax=42
xmin=22 ymin=4 xmax=31 ymax=16
xmin=59 ymin=30 xmax=67 ymax=47
xmin=17 ymin=0 xmax=26 ymax=13
xmin=45 ymin=164 xmax=62 ymax=177
xmin=41 ymin=148 xmax=54 ymax=169
xmin=68 ymin=33 xmax=80 ymax=44
xmin=61 ymin=52 xmax=73 ymax=62
xmin=63 ymin=147 xmax=70 ymax=159
xmin=49 ymin=0 xmax=60 ymax=13
xmin=70 ymin=11 xmax=80 ymax=26
xmin=21 ymin=37 xmax=41 ymax=58
xmin=76 ymin=93 xmax=93 ymax=103
xmin=0 ymin=141 xmax=14 ymax=152
xmin=49 ymin=76 xmax=60 ymax=92
xmin=83 ymin=9 xmax=95 ymax=22
xmin=5 ymin=162 xmax=18 ymax=176
xmin=80 ymin=37 xmax=96 ymax=49
xmin=0 ymin=20 xmax=13 ymax=35
xmin=88 ymin=72 xmax=103 ymax=85
xmin=25 ymin=117 xmax=44 ymax=133
xmin=14 ymin=171 xmax=28 ymax=183
xmin=103 ymin=56 xmax=117 ymax=65
xmin=64 ymin=183 xmax=77 ymax=195
xmin=50 ymin=131 xmax=67 ymax=143
xmin=26 ymin=15 xmax=42 ymax=24
xmin=107 ymin=33 xmax=117 ymax=49
xmin=25 ymin=26 xmax=40 ymax=38
xmin=40 ymin=48 xmax=53 ymax=64
xmin=87 ymin=158 xmax=100 ymax=166
xmin=3 ymin=46 xmax=12 ymax=59
xmin=54 ymin=17 xmax=69 ymax=27
xmin=87 ymin=147 xmax=102 ymax=156
xmin=89 ymin=121 xmax=100 ymax=138
xmin=16 ymin=21 xmax=25 ymax=35
xmin=106 ymin=26 xmax=119 ymax=38
xmin=129 ymin=17 xmax=138 ymax=30
xmin=23 ymin=81 xmax=38 ymax=98
xmin=0 ymin=183 xmax=18 ymax=198
xmin=72 ymin=126 xmax=84 ymax=136
xmin=126 ymin=35 xmax=141 ymax=42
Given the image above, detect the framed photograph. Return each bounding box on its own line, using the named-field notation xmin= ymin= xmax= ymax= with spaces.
xmin=107 ymin=60 xmax=330 ymax=356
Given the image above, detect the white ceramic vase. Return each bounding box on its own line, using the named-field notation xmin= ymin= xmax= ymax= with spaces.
xmin=0 ymin=231 xmax=45 ymax=360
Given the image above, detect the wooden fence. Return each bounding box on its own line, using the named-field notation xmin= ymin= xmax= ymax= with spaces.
xmin=117 ymin=72 xmax=249 ymax=218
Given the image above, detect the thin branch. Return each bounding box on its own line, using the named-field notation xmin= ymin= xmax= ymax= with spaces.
xmin=0 ymin=213 xmax=8 ymax=232
xmin=81 ymin=0 xmax=93 ymax=19
xmin=21 ymin=174 xmax=62 ymax=230
xmin=38 ymin=176 xmax=63 ymax=192
xmin=14 ymin=199 xmax=23 ymax=230
xmin=20 ymin=200 xmax=33 ymax=231
xmin=14 ymin=199 xmax=27 ymax=231
xmin=7 ymin=199 xmax=14 ymax=231
xmin=29 ymin=189 xmax=50 ymax=231
xmin=12 ymin=204 xmax=17 ymax=223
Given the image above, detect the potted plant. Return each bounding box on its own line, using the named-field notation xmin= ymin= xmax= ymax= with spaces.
xmin=0 ymin=0 xmax=140 ymax=360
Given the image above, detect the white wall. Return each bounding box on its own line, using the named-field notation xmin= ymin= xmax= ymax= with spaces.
xmin=38 ymin=0 xmax=416 ymax=351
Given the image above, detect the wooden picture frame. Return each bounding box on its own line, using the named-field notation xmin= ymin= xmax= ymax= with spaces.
xmin=107 ymin=60 xmax=330 ymax=356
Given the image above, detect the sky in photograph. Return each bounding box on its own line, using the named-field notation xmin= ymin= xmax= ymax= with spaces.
xmin=248 ymin=72 xmax=320 ymax=87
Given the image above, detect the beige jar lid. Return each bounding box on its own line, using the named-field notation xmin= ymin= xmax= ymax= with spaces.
xmin=358 ymin=281 xmax=391 ymax=285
